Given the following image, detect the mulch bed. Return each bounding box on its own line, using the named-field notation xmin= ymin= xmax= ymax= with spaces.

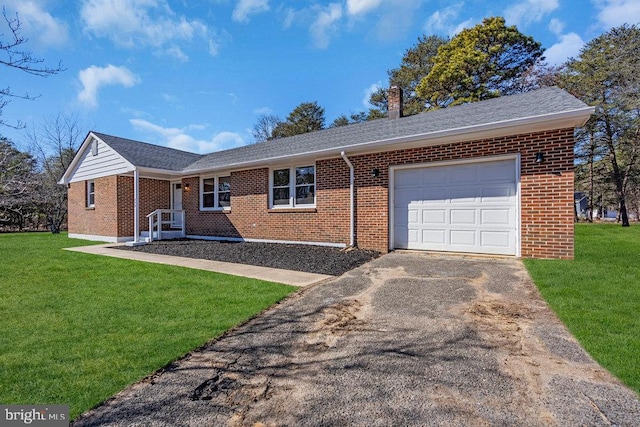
xmin=115 ymin=239 xmax=380 ymax=276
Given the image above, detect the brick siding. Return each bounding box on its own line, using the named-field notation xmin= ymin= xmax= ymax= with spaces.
xmin=69 ymin=128 xmax=575 ymax=259
xmin=184 ymin=159 xmax=351 ymax=245
xmin=67 ymin=175 xmax=170 ymax=238
xmin=183 ymin=128 xmax=575 ymax=259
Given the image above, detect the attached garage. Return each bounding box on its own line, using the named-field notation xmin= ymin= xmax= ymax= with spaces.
xmin=391 ymin=156 xmax=519 ymax=256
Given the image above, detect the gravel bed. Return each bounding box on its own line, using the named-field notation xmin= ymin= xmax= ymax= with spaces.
xmin=115 ymin=239 xmax=380 ymax=276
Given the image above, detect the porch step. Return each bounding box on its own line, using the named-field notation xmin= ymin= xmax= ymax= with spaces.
xmin=140 ymin=230 xmax=184 ymax=240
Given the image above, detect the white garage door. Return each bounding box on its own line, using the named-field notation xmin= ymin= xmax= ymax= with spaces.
xmin=393 ymin=158 xmax=518 ymax=255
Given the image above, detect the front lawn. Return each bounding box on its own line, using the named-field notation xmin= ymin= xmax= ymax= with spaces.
xmin=0 ymin=233 xmax=296 ymax=419
xmin=524 ymin=223 xmax=640 ymax=395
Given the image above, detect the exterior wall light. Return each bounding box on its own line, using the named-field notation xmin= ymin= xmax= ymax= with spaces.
xmin=184 ymin=183 xmax=190 ymax=191
xmin=535 ymin=152 xmax=544 ymax=164
xmin=371 ymin=168 xmax=380 ymax=178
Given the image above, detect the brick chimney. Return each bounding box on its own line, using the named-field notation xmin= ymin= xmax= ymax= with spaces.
xmin=388 ymin=85 xmax=403 ymax=120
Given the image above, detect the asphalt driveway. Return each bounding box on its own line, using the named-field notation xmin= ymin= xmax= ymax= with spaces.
xmin=73 ymin=253 xmax=640 ymax=426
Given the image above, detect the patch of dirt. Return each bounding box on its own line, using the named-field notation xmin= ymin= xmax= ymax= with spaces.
xmin=301 ymin=299 xmax=365 ymax=351
xmin=462 ymin=269 xmax=617 ymax=425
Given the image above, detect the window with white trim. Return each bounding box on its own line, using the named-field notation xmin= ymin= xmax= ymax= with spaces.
xmin=271 ymin=165 xmax=315 ymax=208
xmin=86 ymin=180 xmax=95 ymax=208
xmin=200 ymin=175 xmax=231 ymax=210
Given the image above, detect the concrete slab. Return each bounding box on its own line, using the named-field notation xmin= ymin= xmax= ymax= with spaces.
xmin=64 ymin=244 xmax=331 ymax=287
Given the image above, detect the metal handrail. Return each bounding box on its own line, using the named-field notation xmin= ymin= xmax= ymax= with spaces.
xmin=146 ymin=209 xmax=185 ymax=242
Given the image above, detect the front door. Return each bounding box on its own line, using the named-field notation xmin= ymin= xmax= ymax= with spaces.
xmin=171 ymin=182 xmax=183 ymax=227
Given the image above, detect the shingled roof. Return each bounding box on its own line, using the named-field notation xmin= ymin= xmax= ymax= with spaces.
xmin=89 ymin=87 xmax=590 ymax=174
xmin=182 ymin=86 xmax=591 ymax=172
xmin=93 ymin=132 xmax=203 ymax=171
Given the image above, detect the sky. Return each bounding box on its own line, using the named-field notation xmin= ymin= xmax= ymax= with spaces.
xmin=2 ymin=0 xmax=639 ymax=155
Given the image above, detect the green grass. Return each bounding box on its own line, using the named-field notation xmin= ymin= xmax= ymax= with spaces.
xmin=524 ymin=223 xmax=640 ymax=394
xmin=0 ymin=233 xmax=296 ymax=419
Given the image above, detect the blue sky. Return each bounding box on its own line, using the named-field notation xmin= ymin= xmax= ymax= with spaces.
xmin=3 ymin=0 xmax=639 ymax=154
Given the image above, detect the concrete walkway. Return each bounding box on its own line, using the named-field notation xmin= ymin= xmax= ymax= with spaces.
xmin=64 ymin=244 xmax=332 ymax=287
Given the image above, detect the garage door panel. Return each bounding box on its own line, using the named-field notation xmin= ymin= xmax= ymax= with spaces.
xmin=450 ymin=230 xmax=476 ymax=246
xmin=393 ymin=158 xmax=518 ymax=255
xmin=450 ymin=209 xmax=476 ymax=224
xmin=423 ymin=229 xmax=446 ymax=244
xmin=418 ymin=187 xmax=447 ymax=203
xmin=448 ymin=185 xmax=479 ymax=202
xmin=396 ymin=188 xmax=421 ymax=205
xmin=483 ymin=161 xmax=515 ymax=182
xmin=480 ymin=230 xmax=512 ymax=248
xmin=480 ymin=185 xmax=514 ymax=201
xmin=480 ymin=208 xmax=513 ymax=225
xmin=420 ymin=168 xmax=447 ymax=185
xmin=407 ymin=208 xmax=419 ymax=225
xmin=423 ymin=209 xmax=446 ymax=224
xmin=450 ymin=164 xmax=478 ymax=184
xmin=394 ymin=207 xmax=408 ymax=226
xmin=395 ymin=170 xmax=419 ymax=187
xmin=407 ymin=228 xmax=419 ymax=243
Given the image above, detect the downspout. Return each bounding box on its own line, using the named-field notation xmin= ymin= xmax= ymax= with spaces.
xmin=133 ymin=168 xmax=140 ymax=243
xmin=340 ymin=151 xmax=355 ymax=247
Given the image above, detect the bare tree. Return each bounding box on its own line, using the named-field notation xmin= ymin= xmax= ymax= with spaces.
xmin=27 ymin=114 xmax=83 ymax=233
xmin=0 ymin=137 xmax=37 ymax=229
xmin=251 ymin=114 xmax=282 ymax=143
xmin=1 ymin=7 xmax=65 ymax=128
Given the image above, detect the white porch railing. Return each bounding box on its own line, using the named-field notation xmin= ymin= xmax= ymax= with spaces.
xmin=146 ymin=209 xmax=185 ymax=242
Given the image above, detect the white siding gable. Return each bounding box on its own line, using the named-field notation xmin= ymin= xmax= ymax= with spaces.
xmin=68 ymin=137 xmax=134 ymax=183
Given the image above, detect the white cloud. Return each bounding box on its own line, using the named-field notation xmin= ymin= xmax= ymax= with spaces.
xmin=310 ymin=3 xmax=343 ymax=49
xmin=232 ymin=0 xmax=270 ymax=23
xmin=422 ymin=4 xmax=474 ymax=37
xmin=548 ymin=18 xmax=565 ymax=35
xmin=80 ymin=0 xmax=212 ymax=59
xmin=545 ymin=32 xmax=585 ymax=65
xmin=130 ymin=119 xmax=245 ymax=153
xmin=372 ymin=0 xmax=423 ymax=41
xmin=596 ymin=0 xmax=640 ymax=28
xmin=451 ymin=18 xmax=476 ymax=35
xmin=346 ymin=0 xmax=383 ymax=16
xmin=164 ymin=45 xmax=189 ymax=62
xmin=504 ymin=0 xmax=559 ymax=28
xmin=77 ymin=65 xmax=140 ymax=109
xmin=4 ymin=0 xmax=68 ymax=47
xmin=423 ymin=3 xmax=464 ymax=35
xmin=363 ymin=82 xmax=382 ymax=108
xmin=253 ymin=107 xmax=273 ymax=115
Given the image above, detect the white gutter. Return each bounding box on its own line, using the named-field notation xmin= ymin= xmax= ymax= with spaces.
xmin=133 ymin=168 xmax=140 ymax=243
xmin=340 ymin=151 xmax=355 ymax=247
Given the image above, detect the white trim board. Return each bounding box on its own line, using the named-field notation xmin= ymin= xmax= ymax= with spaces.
xmin=68 ymin=233 xmax=134 ymax=243
xmin=186 ymin=235 xmax=347 ymax=248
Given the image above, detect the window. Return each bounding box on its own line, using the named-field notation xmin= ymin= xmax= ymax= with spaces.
xmin=86 ymin=180 xmax=95 ymax=208
xmin=271 ymin=165 xmax=315 ymax=208
xmin=200 ymin=175 xmax=231 ymax=210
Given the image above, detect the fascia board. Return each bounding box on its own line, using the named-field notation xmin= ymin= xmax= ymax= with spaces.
xmin=121 ymin=167 xmax=186 ymax=181
xmin=182 ymin=107 xmax=594 ymax=175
